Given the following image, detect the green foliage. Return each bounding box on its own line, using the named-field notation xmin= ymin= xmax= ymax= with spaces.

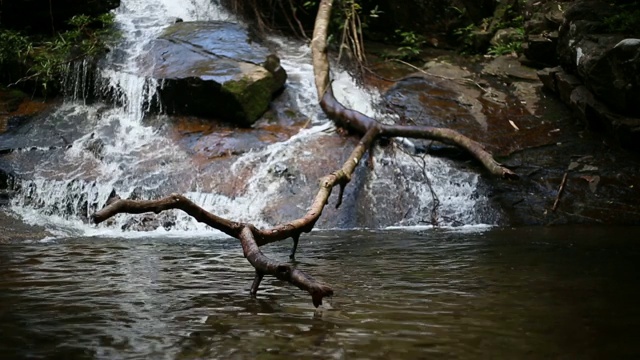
xmin=394 ymin=29 xmax=425 ymax=60
xmin=0 ymin=30 xmax=31 ymax=67
xmin=0 ymin=13 xmax=116 ymax=95
xmin=454 ymin=2 xmax=525 ymax=56
xmin=488 ymin=41 xmax=522 ymax=56
xmin=328 ymin=0 xmax=384 ymax=65
xmin=302 ymin=1 xmax=317 ymax=11
xmin=603 ymin=4 xmax=640 ymax=33
xmin=488 ymin=27 xmax=524 ymax=56
xmin=453 ymin=23 xmax=477 ymax=52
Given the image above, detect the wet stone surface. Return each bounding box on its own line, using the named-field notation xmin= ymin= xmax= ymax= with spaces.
xmin=148 ymin=21 xmax=287 ymax=125
xmin=377 ymin=53 xmax=640 ymax=225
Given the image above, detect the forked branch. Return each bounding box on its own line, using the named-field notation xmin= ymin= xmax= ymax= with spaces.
xmin=93 ymin=127 xmax=379 ymax=306
xmin=91 ymin=0 xmax=517 ymax=307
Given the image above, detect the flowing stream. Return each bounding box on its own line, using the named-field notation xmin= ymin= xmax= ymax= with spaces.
xmin=2 ymin=2 xmax=640 ymax=358
xmin=2 ymin=227 xmax=640 ymax=358
xmin=1 ymin=0 xmax=492 ymax=237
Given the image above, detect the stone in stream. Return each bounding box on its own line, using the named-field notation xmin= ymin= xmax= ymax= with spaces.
xmin=148 ymin=21 xmax=287 ymax=126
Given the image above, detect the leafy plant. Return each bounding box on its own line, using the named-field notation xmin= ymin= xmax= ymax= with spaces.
xmin=604 ymin=4 xmax=640 ymax=33
xmin=394 ymin=29 xmax=425 ymax=60
xmin=0 ymin=30 xmax=33 ymax=84
xmin=453 ymin=23 xmax=477 ymax=51
xmin=0 ymin=13 xmax=116 ymax=95
xmin=302 ymin=1 xmax=317 ymax=11
xmin=0 ymin=30 xmax=31 ymax=66
xmin=488 ymin=41 xmax=522 ymax=56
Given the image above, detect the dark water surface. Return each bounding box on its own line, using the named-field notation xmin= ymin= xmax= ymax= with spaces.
xmin=1 ymin=227 xmax=639 ymax=359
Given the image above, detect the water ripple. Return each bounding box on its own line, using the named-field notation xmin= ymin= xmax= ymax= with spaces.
xmin=1 ymin=228 xmax=640 ymax=359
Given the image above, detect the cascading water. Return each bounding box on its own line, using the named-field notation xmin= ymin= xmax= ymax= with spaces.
xmin=5 ymin=0 xmax=494 ymax=238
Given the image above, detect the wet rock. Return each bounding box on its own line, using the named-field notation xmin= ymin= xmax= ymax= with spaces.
xmin=121 ymin=215 xmax=164 ymax=232
xmin=149 ymin=21 xmax=287 ymax=126
xmin=536 ymin=66 xmax=560 ymax=91
xmin=377 ymin=50 xmax=640 ymax=225
xmin=83 ymin=135 xmax=104 ymax=160
xmin=580 ymin=39 xmax=640 ymax=117
xmin=270 ymin=163 xmax=288 ymax=176
xmin=105 ymin=189 xmax=120 ymax=206
xmin=385 ymin=74 xmax=487 ymax=131
xmin=423 ymin=61 xmax=472 ymax=79
xmin=0 ymin=168 xmax=16 ymax=205
xmin=483 ymin=55 xmax=539 ymax=82
xmin=555 ymin=0 xmax=640 ymax=117
xmin=128 ymin=187 xmax=145 ymax=201
xmin=490 ymin=28 xmax=524 ymax=47
xmin=522 ymin=32 xmax=559 ymax=67
xmin=0 ymin=211 xmax=51 ymax=243
xmin=511 ymin=82 xmax=543 ymax=116
xmin=520 ymin=1 xmax=566 ymax=67
xmin=538 ymin=65 xmax=640 ymax=152
xmin=469 ymin=29 xmax=494 ymax=53
xmin=554 ymin=70 xmax=581 ymax=104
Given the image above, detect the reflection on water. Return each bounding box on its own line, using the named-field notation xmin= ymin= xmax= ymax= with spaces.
xmin=1 ymin=227 xmax=640 ymax=359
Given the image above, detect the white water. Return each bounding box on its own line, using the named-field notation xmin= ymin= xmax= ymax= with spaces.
xmin=8 ymin=0 xmax=490 ymax=237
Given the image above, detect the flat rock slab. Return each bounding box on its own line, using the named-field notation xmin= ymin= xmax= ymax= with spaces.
xmin=151 ymin=21 xmax=270 ymax=80
xmin=149 ymin=21 xmax=286 ymax=126
xmin=483 ymin=55 xmax=539 ymax=81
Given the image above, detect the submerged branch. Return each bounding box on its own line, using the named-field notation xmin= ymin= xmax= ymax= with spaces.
xmin=91 ymin=0 xmax=517 ymax=307
xmin=240 ymin=227 xmax=333 ymax=307
xmin=92 ymin=126 xmax=380 ymax=307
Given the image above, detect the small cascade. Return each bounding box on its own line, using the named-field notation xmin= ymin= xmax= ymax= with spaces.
xmin=7 ymin=0 xmax=494 ymax=237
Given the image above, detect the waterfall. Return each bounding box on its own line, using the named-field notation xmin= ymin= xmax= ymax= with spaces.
xmin=6 ymin=0 xmax=493 ymax=237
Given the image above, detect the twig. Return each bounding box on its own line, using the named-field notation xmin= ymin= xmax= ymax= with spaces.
xmin=552 ymin=171 xmax=569 ymax=211
xmin=287 ymin=0 xmax=309 ymax=40
xmin=389 ymin=58 xmax=489 ymax=93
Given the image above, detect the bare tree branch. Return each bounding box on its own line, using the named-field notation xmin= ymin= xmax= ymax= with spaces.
xmin=92 ymin=127 xmax=379 ymax=306
xmin=91 ymin=0 xmax=517 ymax=307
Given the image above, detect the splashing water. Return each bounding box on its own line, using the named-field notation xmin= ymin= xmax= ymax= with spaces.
xmin=7 ymin=0 xmax=493 ymax=237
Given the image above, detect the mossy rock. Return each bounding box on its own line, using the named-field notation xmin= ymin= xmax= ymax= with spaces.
xmin=150 ymin=21 xmax=287 ymax=126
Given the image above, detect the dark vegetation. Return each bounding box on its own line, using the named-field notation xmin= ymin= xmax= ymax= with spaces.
xmin=603 ymin=1 xmax=640 ymax=34
xmin=0 ymin=13 xmax=116 ymax=96
xmin=2 ymin=0 xmax=638 ymax=97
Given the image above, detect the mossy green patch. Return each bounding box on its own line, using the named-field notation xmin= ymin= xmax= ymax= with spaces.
xmin=222 ymin=72 xmax=276 ymax=125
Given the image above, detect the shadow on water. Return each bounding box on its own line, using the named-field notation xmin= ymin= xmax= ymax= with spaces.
xmin=1 ymin=227 xmax=640 ymax=359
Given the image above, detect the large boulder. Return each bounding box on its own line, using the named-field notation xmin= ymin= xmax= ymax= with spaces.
xmin=0 ymin=0 xmax=120 ymax=34
xmin=532 ymin=0 xmax=640 ymax=152
xmin=556 ymin=0 xmax=640 ymax=117
xmin=149 ymin=21 xmax=287 ymax=127
xmin=538 ymin=66 xmax=640 ymax=152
